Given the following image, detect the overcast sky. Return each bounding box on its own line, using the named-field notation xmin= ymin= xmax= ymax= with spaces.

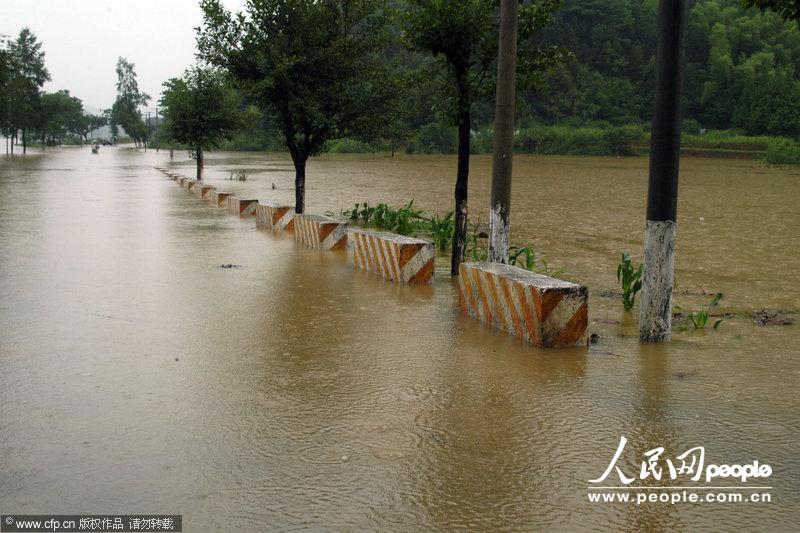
xmin=1 ymin=0 xmax=241 ymax=114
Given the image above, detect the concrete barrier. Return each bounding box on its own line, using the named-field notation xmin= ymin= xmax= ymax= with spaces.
xmin=457 ymin=262 xmax=588 ymax=347
xmin=294 ymin=214 xmax=348 ymax=250
xmin=168 ymin=174 xmax=178 ymax=181
xmin=195 ymin=184 xmax=215 ymax=199
xmin=210 ymin=191 xmax=233 ymax=207
xmin=352 ymin=229 xmax=435 ymax=284
xmin=255 ymin=204 xmax=295 ymax=231
xmin=226 ymin=196 xmax=258 ymax=217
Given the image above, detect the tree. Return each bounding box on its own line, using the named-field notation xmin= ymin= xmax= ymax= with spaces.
xmin=197 ymin=0 xmax=397 ymax=213
xmin=404 ymin=0 xmax=567 ymax=274
xmin=7 ymin=28 xmax=50 ymax=154
xmin=111 ymin=57 xmax=150 ymax=148
xmin=37 ymin=90 xmax=83 ymax=148
xmin=744 ymin=0 xmax=800 ymax=22
xmin=0 ymin=37 xmax=10 ymax=151
xmin=75 ymin=113 xmax=108 ymax=145
xmin=160 ymin=68 xmax=241 ymax=180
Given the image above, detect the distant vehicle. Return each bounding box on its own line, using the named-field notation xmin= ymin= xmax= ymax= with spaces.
xmin=91 ymin=144 xmax=99 ymax=154
xmin=102 ymin=140 xmax=111 ymax=146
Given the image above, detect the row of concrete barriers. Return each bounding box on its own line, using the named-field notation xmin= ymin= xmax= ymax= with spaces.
xmin=155 ymin=166 xmax=588 ymax=347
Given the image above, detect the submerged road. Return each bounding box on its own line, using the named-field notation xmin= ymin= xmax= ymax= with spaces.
xmin=1 ymin=146 xmax=798 ymax=531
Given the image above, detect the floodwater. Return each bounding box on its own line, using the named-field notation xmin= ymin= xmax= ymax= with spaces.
xmin=1 ymin=146 xmax=798 ymax=532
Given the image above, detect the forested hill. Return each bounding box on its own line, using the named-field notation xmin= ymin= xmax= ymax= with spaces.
xmin=528 ymin=0 xmax=800 ymax=137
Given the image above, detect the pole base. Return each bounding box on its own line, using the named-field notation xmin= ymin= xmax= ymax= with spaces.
xmin=639 ymin=220 xmax=676 ymax=342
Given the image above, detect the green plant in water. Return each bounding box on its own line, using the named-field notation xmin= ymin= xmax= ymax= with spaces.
xmin=466 ymin=233 xmax=487 ymax=261
xmin=509 ymin=246 xmax=566 ymax=277
xmin=358 ymin=203 xmax=375 ymax=224
xmin=425 ymin=210 xmax=454 ymax=251
xmin=391 ymin=200 xmax=427 ymax=235
xmin=617 ymin=253 xmax=643 ymax=311
xmin=676 ymin=293 xmax=724 ymax=330
xmin=510 ymin=246 xmax=537 ymax=270
xmin=373 ymin=203 xmax=389 ymax=228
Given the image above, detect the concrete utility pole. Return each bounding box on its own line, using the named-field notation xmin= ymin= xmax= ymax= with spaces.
xmin=640 ymin=0 xmax=689 ymax=342
xmin=488 ymin=0 xmax=518 ymax=264
xmin=155 ymin=107 xmax=159 ymax=152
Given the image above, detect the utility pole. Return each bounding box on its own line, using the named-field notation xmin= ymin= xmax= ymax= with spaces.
xmin=488 ymin=0 xmax=518 ymax=264
xmin=155 ymin=107 xmax=159 ymax=152
xmin=640 ymin=0 xmax=689 ymax=342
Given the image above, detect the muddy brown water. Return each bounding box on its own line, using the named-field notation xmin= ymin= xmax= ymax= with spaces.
xmin=1 ymin=146 xmax=798 ymax=531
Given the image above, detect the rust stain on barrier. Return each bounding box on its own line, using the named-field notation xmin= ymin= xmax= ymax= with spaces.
xmin=458 ymin=262 xmax=588 ymax=347
xmin=294 ymin=214 xmax=348 ymax=250
xmin=256 ymin=204 xmax=295 ymax=230
xmin=352 ymin=229 xmax=434 ymax=284
xmin=196 ymin=185 xmax=215 ymax=199
xmin=226 ymin=197 xmax=258 ymax=217
xmin=211 ymin=191 xmax=233 ymax=207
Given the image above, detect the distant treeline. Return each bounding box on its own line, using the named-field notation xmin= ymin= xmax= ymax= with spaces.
xmin=5 ymin=0 xmax=799 ymax=162
xmin=158 ymin=0 xmax=800 ymax=161
xmin=530 ymin=0 xmax=800 ymax=137
xmin=0 ymin=29 xmax=107 ymax=152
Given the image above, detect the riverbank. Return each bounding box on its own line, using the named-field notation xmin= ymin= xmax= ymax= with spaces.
xmin=59 ymin=125 xmax=798 ymax=164
xmin=237 ymin=124 xmax=800 ymax=163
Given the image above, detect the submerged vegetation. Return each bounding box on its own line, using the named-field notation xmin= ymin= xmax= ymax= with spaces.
xmin=343 ymin=200 xmax=564 ymax=275
xmin=763 ymin=138 xmax=800 ymax=165
xmin=676 ymin=293 xmax=726 ymax=330
xmin=346 ymin=201 xmax=427 ymax=236
xmin=617 ymin=253 xmax=643 ymax=311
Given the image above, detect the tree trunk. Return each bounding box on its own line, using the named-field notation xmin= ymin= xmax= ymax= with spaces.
xmin=293 ymin=155 xmax=307 ymax=214
xmin=22 ymin=128 xmax=27 ymax=154
xmin=287 ymin=137 xmax=308 ymax=214
xmin=488 ymin=0 xmax=519 ymax=264
xmin=451 ymin=78 xmax=471 ymax=276
xmin=196 ymin=146 xmax=204 ymax=181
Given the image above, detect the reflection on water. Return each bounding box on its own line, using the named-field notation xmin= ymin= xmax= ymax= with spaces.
xmin=0 ymin=146 xmax=798 ymax=531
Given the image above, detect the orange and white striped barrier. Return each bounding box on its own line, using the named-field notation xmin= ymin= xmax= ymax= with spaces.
xmin=352 ymin=229 xmax=435 ymax=284
xmin=294 ymin=214 xmax=348 ymax=250
xmin=195 ymin=184 xmax=215 ymax=199
xmin=210 ymin=191 xmax=233 ymax=207
xmin=255 ymin=204 xmax=295 ymax=231
xmin=457 ymin=262 xmax=588 ymax=347
xmin=186 ymin=180 xmax=197 ymax=192
xmin=177 ymin=176 xmax=188 ymax=187
xmin=167 ymin=174 xmax=178 ymax=181
xmin=226 ymin=196 xmax=258 ymax=217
